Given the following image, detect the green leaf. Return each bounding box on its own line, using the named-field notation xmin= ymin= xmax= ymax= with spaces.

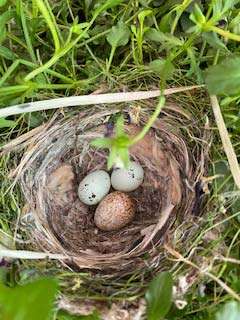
xmin=71 ymin=22 xmax=90 ymax=35
xmin=205 ymin=57 xmax=240 ymax=95
xmin=0 ymin=45 xmax=16 ymax=60
xmin=130 ymin=24 xmax=137 ymax=37
xmin=0 ymin=118 xmax=16 ymax=128
xmin=0 ymin=10 xmax=15 ymax=43
xmin=57 ymin=310 xmax=100 ymax=320
xmin=149 ymin=59 xmax=175 ymax=80
xmin=216 ymin=301 xmax=240 ymax=320
xmin=229 ymin=14 xmax=240 ymax=35
xmin=212 ymin=0 xmax=240 ymax=22
xmin=0 ymin=26 xmax=6 ymax=44
xmin=107 ymin=145 xmax=118 ymax=169
xmin=0 ymin=10 xmax=15 ymax=27
xmin=0 ymin=0 xmax=7 ymax=7
xmin=114 ymin=135 xmax=130 ymax=148
xmin=90 ymin=137 xmax=112 ymax=148
xmin=138 ymin=9 xmax=152 ymax=27
xmin=159 ymin=12 xmax=173 ymax=33
xmin=0 ymin=278 xmax=58 ymax=320
xmin=189 ymin=4 xmax=206 ymax=26
xmin=107 ymin=22 xmax=130 ymax=48
xmin=145 ymin=28 xmax=183 ymax=47
xmin=145 ymin=271 xmax=173 ymax=320
xmin=221 ymin=94 xmax=240 ymax=106
xmin=92 ymin=0 xmax=123 ymax=19
xmin=202 ymin=32 xmax=228 ymax=50
xmin=187 ymin=48 xmax=203 ymax=83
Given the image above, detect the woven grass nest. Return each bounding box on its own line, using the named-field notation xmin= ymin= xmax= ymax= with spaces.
xmin=9 ymin=99 xmax=209 ymax=276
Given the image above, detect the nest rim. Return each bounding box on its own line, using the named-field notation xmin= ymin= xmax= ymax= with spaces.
xmin=7 ymin=100 xmax=210 ymax=276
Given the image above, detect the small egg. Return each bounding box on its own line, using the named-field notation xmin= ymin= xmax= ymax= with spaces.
xmin=94 ymin=191 xmax=136 ymax=231
xmin=111 ymin=161 xmax=144 ymax=192
xmin=78 ymin=170 xmax=110 ymax=205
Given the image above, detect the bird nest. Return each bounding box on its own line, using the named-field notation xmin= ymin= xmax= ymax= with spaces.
xmin=5 ymin=100 xmax=210 ymax=276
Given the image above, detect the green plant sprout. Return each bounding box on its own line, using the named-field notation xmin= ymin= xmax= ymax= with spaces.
xmin=106 ymin=22 xmax=130 ymax=72
xmin=91 ymin=95 xmax=165 ymax=169
xmin=131 ymin=9 xmax=152 ymax=65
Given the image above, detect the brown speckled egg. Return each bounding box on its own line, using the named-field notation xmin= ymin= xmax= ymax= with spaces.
xmin=94 ymin=191 xmax=136 ymax=231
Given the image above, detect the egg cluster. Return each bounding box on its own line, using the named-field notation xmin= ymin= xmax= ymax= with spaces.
xmin=78 ymin=161 xmax=144 ymax=231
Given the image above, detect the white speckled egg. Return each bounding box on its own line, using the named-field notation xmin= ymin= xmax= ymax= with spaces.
xmin=78 ymin=170 xmax=110 ymax=205
xmin=111 ymin=161 xmax=144 ymax=192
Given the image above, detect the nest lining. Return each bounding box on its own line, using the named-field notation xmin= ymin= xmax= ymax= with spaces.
xmin=7 ymin=101 xmax=209 ymax=274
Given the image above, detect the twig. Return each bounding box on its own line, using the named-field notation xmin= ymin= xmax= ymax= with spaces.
xmin=204 ymin=271 xmax=240 ymax=302
xmin=210 ymin=95 xmax=240 ymax=189
xmin=215 ymin=256 xmax=240 ymax=265
xmin=0 ymin=85 xmax=204 ymax=118
xmin=164 ymin=244 xmax=240 ymax=302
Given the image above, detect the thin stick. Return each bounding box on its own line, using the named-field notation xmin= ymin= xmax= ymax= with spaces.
xmin=216 ymin=256 xmax=240 ymax=265
xmin=164 ymin=244 xmax=240 ymax=302
xmin=0 ymin=249 xmax=67 ymax=260
xmin=205 ymin=271 xmax=240 ymax=302
xmin=210 ymin=95 xmax=240 ymax=189
xmin=0 ymin=85 xmax=203 ymax=118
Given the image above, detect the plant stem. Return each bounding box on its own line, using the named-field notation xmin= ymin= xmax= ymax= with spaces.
xmin=129 ymin=95 xmax=166 ymax=145
xmin=24 ymin=24 xmax=92 ymax=81
xmin=213 ymin=49 xmax=220 ymax=66
xmin=198 ymin=40 xmax=207 ymax=65
xmin=137 ymin=31 xmax=143 ymax=65
xmin=35 ymin=0 xmax=60 ymax=52
xmin=32 ymin=0 xmax=39 ymax=17
xmin=171 ymin=0 xmax=194 ymax=35
xmin=7 ymin=32 xmax=28 ymax=49
xmin=210 ymin=25 xmax=240 ymax=42
xmin=0 ymin=59 xmax=74 ymax=86
xmin=19 ymin=0 xmax=37 ymax=63
xmin=164 ymin=244 xmax=240 ymax=302
xmin=106 ymin=46 xmax=116 ymax=73
xmin=0 ymin=60 xmax=20 ymax=86
xmin=0 ymin=83 xmax=75 ymax=96
xmin=0 ymin=85 xmax=30 ymax=95
xmin=24 ymin=0 xmax=116 ymax=82
xmin=24 ymin=53 xmax=65 ymax=81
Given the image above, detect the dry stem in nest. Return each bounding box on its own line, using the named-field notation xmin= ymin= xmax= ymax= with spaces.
xmin=3 ymin=101 xmax=210 ymax=276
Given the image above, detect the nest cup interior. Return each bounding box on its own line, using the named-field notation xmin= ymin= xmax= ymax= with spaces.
xmin=18 ymin=104 xmax=208 ymax=273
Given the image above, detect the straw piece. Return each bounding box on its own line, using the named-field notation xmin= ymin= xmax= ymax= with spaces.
xmin=0 ymin=85 xmax=203 ymax=118
xmin=0 ymin=249 xmax=67 ymax=260
xmin=210 ymin=95 xmax=240 ymax=189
